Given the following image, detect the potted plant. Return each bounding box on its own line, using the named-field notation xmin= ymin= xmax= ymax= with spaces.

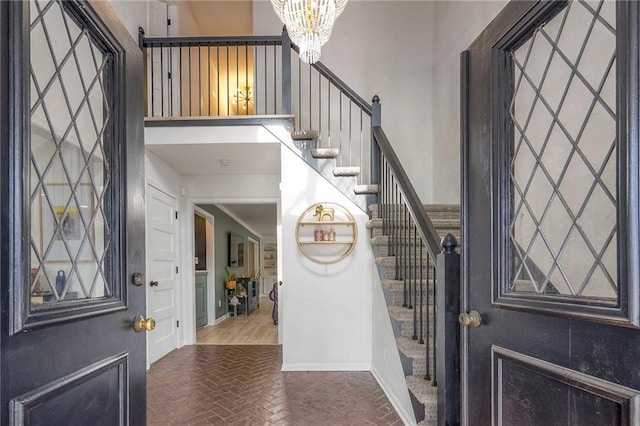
xmin=225 ymin=267 xmax=237 ymax=289
xmin=228 ymin=281 xmax=247 ymax=307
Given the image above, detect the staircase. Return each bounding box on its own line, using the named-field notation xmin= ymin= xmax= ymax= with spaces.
xmin=369 ymin=203 xmax=460 ymax=424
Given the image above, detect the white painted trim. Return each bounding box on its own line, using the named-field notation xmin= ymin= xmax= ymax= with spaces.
xmin=194 ymin=206 xmax=216 ymax=327
xmin=281 ymin=363 xmax=371 ymax=372
xmin=371 ymin=366 xmax=418 ymax=426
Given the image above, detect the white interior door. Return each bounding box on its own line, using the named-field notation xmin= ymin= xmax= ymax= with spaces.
xmin=146 ymin=184 xmax=179 ymax=364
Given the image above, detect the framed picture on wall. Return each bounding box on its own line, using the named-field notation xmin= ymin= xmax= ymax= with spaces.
xmin=228 ymin=232 xmax=244 ymax=267
xmin=39 ymin=183 xmax=94 ymax=262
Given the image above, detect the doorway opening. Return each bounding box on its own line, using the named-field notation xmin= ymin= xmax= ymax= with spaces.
xmin=192 ymin=202 xmax=279 ymax=346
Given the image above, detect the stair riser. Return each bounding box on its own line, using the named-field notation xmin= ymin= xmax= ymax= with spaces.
xmin=399 ymin=350 xmax=434 ymax=377
xmin=370 ymin=227 xmax=461 ymax=239
xmin=371 ymin=239 xmax=461 ymax=256
xmin=368 ymin=218 xmax=461 ymax=229
xmin=382 ymin=286 xmax=434 ymax=308
xmin=370 ymin=205 xmax=460 ymax=218
xmin=390 ymin=314 xmax=434 ymax=339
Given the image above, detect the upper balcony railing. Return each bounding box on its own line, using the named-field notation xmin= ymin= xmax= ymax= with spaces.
xmin=139 ymin=28 xmax=372 ymax=185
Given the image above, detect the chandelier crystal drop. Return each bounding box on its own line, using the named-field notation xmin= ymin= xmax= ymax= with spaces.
xmin=271 ymin=0 xmax=347 ymax=64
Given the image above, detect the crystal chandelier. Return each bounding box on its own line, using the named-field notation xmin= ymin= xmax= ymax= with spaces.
xmin=271 ymin=0 xmax=348 ymax=64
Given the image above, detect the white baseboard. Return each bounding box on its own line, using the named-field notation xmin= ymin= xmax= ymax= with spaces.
xmin=281 ymin=362 xmax=371 ymax=372
xmin=213 ymin=314 xmax=229 ymax=325
xmin=371 ymin=366 xmax=417 ymax=426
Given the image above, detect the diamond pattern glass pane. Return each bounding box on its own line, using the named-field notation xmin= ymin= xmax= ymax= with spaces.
xmin=509 ymin=0 xmax=617 ymax=301
xmin=29 ymin=0 xmax=113 ymax=307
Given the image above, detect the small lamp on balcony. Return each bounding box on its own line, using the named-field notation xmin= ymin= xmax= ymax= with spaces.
xmin=232 ymin=86 xmax=253 ymax=113
xmin=270 ymin=0 xmax=348 ymax=64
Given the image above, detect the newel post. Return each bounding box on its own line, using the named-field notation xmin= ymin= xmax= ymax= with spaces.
xmin=436 ymin=233 xmax=461 ymax=426
xmin=281 ymin=27 xmax=292 ymax=115
xmin=371 ymin=95 xmax=381 ymax=185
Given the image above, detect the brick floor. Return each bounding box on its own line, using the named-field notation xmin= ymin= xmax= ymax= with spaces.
xmin=147 ymin=345 xmax=402 ymax=425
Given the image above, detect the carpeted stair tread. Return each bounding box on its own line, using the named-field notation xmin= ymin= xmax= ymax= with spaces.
xmin=333 ymin=166 xmax=361 ymax=177
xmin=354 ymin=184 xmax=379 ymax=194
xmin=312 ymin=148 xmax=339 ymax=158
xmin=291 ymin=129 xmax=319 ymax=140
xmin=397 ymin=336 xmax=432 ymax=359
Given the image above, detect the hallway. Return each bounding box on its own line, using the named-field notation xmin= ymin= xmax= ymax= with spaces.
xmin=196 ymin=296 xmax=278 ymax=345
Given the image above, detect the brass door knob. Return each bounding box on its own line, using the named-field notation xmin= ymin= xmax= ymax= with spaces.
xmin=458 ymin=310 xmax=482 ymax=328
xmin=133 ymin=315 xmax=156 ymax=332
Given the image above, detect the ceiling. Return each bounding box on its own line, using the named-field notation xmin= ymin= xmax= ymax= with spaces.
xmin=147 ymin=141 xmax=280 ymax=238
xmin=215 ymin=203 xmax=278 ymax=238
xmin=146 ymin=142 xmax=281 ymax=176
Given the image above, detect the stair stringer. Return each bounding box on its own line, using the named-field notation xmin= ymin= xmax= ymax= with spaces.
xmin=371 ymin=260 xmax=420 ymax=426
xmin=264 ymin=123 xmax=376 ymax=213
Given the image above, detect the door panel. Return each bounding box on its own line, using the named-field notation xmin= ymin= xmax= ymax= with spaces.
xmin=146 ymin=184 xmax=178 ymax=363
xmin=1 ymin=1 xmax=145 ymax=424
xmin=463 ymin=0 xmax=640 ymax=424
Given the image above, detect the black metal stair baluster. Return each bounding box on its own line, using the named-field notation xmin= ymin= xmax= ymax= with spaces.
xmin=216 ymin=46 xmax=220 ymax=115
xmin=236 ymin=43 xmax=239 ymax=115
xmin=308 ymin=64 xmax=312 ymax=132
xmin=198 ymin=45 xmax=202 ymax=116
xmin=412 ymin=224 xmax=417 ymax=341
xmin=188 ymin=45 xmax=192 ymax=116
xmin=339 ymin=92 xmax=342 ymax=164
xmin=297 ymin=56 xmax=301 ymax=129
xmin=359 ymin=110 xmax=363 ymax=184
xmin=402 ymin=201 xmax=408 ymax=307
xmin=226 ymin=46 xmax=229 ymax=116
xmin=178 ymin=46 xmax=184 ymax=117
xmin=207 ymin=45 xmax=210 ymax=116
xmin=327 ymin=80 xmax=331 ymax=148
xmin=432 ymin=263 xmax=437 ymax=387
xmin=348 ymin=100 xmax=352 ymax=166
xmin=160 ymin=44 xmax=164 ymax=116
xmin=424 ymin=250 xmax=430 ymax=381
xmin=169 ymin=45 xmax=173 ymax=116
xmin=318 ymin=68 xmax=322 ymax=143
xmin=420 ymin=238 xmax=425 ymax=345
xmin=245 ymin=44 xmax=249 ymax=115
xmin=274 ymin=44 xmax=277 ymax=114
xmin=150 ymin=47 xmax=155 ymax=116
xmin=408 ymin=214 xmax=413 ymax=310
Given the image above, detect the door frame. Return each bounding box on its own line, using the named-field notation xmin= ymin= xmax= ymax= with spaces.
xmin=194 ymin=206 xmax=215 ymax=326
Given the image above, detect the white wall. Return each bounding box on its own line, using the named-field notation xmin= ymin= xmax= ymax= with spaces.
xmin=431 ymin=0 xmax=508 ymax=202
xmin=168 ymin=2 xmax=202 ymax=37
xmin=254 ymin=1 xmax=435 ymax=202
xmin=280 ymin=147 xmax=372 ymax=370
xmin=108 ymin=1 xmax=148 ymax=43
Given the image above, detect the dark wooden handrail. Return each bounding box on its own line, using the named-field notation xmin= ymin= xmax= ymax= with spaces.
xmin=140 ymin=35 xmax=283 ymax=48
xmin=372 ymin=125 xmax=441 ymax=259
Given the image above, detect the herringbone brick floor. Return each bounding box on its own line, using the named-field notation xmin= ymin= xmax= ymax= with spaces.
xmin=147 ymin=345 xmax=402 ymax=425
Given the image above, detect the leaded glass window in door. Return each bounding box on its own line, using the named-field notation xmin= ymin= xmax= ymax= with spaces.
xmin=508 ymin=0 xmax=617 ymax=301
xmin=29 ymin=0 xmax=115 ymax=308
